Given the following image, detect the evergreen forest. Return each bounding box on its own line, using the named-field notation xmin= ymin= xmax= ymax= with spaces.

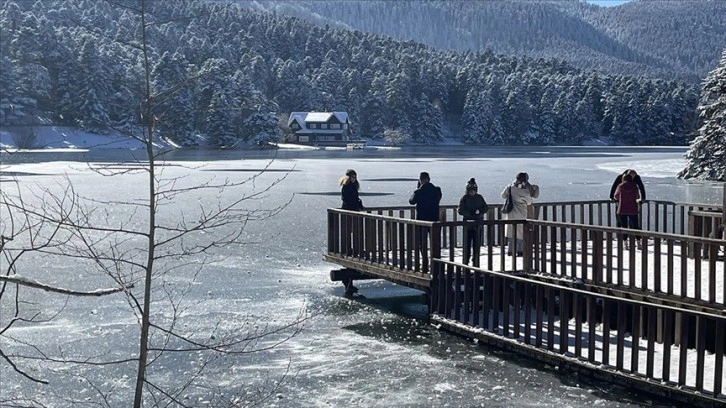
xmin=247 ymin=0 xmax=726 ymax=81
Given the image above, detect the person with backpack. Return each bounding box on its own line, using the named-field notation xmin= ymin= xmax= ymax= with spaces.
xmin=501 ymin=172 xmax=539 ymax=256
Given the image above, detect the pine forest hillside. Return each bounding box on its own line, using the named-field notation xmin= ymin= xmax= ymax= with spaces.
xmin=0 ymin=0 xmax=703 ymax=148
xmin=245 ymin=0 xmax=725 ymax=81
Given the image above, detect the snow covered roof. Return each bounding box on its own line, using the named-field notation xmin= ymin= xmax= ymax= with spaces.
xmin=287 ymin=112 xmax=308 ymax=127
xmin=287 ymin=111 xmax=349 ymax=127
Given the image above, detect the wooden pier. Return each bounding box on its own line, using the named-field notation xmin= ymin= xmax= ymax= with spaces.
xmin=325 ymin=198 xmax=725 ymax=407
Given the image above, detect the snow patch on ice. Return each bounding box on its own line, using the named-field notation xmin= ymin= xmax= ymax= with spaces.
xmin=598 ymin=158 xmax=687 ymax=178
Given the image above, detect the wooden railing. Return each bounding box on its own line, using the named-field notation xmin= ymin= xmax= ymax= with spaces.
xmin=436 ymin=199 xmax=722 ymax=237
xmin=690 ymin=210 xmax=724 ymax=241
xmin=431 ymin=260 xmax=726 ymax=402
xmin=328 ymin=208 xmax=439 ymax=274
xmin=328 ymin=201 xmax=724 ymax=305
xmin=527 ymin=220 xmax=725 ymax=305
xmin=328 ymin=208 xmax=528 ymax=274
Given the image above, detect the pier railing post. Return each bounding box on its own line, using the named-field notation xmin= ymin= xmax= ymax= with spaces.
xmin=431 ymin=223 xmax=442 ymax=274
xmin=523 ymin=220 xmax=532 ymax=272
xmin=592 ymin=230 xmax=603 ymax=283
xmin=327 ymin=210 xmax=337 ymax=254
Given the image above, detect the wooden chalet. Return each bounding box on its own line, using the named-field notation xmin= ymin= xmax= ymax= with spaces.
xmin=287 ymin=111 xmax=352 ymax=146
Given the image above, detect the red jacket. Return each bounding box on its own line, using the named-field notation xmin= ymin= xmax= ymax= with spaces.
xmin=614 ymin=181 xmax=640 ymax=215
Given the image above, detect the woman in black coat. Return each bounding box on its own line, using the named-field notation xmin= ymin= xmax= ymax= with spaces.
xmin=340 ymin=169 xmax=363 ymax=211
xmin=339 ymin=169 xmax=362 ymax=296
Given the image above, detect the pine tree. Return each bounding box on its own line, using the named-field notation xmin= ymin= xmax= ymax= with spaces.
xmin=461 ymin=89 xmax=484 ymax=143
xmin=241 ymin=112 xmax=281 ymax=146
xmin=74 ymin=40 xmax=112 ymax=133
xmin=151 ymin=51 xmax=196 ymax=146
xmin=0 ymin=55 xmax=36 ymax=125
xmin=679 ymin=49 xmax=726 ymax=181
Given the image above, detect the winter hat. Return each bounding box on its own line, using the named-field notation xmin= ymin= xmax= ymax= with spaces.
xmin=466 ymin=178 xmax=478 ymax=191
xmin=515 ymin=172 xmax=529 ymax=183
xmin=345 ymin=169 xmax=357 ymax=176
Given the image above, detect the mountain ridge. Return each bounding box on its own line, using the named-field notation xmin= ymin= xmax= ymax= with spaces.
xmin=237 ymin=0 xmax=725 ymax=81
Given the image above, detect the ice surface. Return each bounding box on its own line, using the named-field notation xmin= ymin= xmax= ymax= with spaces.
xmin=1 ymin=145 xmax=719 ymax=406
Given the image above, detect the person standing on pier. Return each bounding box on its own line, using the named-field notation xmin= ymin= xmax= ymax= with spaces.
xmin=501 ymin=172 xmax=539 ymax=256
xmin=410 ymin=172 xmax=442 ymax=222
xmin=341 ymin=168 xmax=363 ymax=212
xmin=610 ymin=169 xmax=646 ymax=227
xmin=340 ymin=169 xmax=363 ymax=296
xmin=613 ymin=172 xmax=642 ymax=248
xmin=458 ymin=178 xmax=489 ymax=265
xmin=409 ymin=171 xmax=442 ymax=270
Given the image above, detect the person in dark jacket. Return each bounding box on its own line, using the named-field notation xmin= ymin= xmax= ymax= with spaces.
xmin=610 ymin=169 xmax=646 ymax=228
xmin=457 ymin=178 xmax=489 ymax=265
xmin=409 ymin=171 xmax=442 ymax=221
xmin=340 ymin=168 xmax=363 ymax=211
xmin=339 ymin=169 xmax=363 ymax=296
xmin=614 ymin=173 xmax=642 ymax=248
xmin=409 ymin=172 xmax=442 ymax=270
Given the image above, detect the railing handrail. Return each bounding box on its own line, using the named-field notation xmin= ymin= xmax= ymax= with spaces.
xmin=530 ymin=219 xmax=726 ymax=245
xmin=329 ymin=207 xmax=723 ymax=243
xmin=358 ymin=199 xmax=723 ymax=213
xmin=690 ymin=210 xmax=723 ymax=216
xmin=328 ymin=207 xmax=436 ymax=226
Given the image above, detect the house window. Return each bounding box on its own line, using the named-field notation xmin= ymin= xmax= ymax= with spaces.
xmin=291 ymin=123 xmax=299 ymax=130
xmin=299 ymin=136 xmax=309 ymax=142
xmin=310 ymin=124 xmax=317 ymax=129
xmin=343 ymin=124 xmax=349 ymax=129
xmin=321 ymin=124 xmax=328 ymax=129
xmin=330 ymin=124 xmax=340 ymax=129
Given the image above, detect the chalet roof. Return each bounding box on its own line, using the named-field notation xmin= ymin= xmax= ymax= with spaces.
xmin=287 ymin=111 xmax=348 ymax=127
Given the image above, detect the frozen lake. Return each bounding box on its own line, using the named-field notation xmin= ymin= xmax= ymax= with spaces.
xmin=1 ymin=145 xmax=722 ymax=407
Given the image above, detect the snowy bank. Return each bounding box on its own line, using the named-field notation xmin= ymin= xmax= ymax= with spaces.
xmin=0 ymin=126 xmax=402 ymax=152
xmin=0 ymin=126 xmax=168 ymax=151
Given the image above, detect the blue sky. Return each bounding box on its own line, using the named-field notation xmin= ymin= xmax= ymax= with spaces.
xmin=586 ymin=0 xmax=632 ymax=6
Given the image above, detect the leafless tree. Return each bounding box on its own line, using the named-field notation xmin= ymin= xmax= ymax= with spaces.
xmin=0 ymin=1 xmax=305 ymax=406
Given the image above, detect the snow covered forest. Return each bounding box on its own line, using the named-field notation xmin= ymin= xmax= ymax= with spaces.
xmin=0 ymin=0 xmax=721 ymax=155
xmin=245 ymin=0 xmax=726 ymax=81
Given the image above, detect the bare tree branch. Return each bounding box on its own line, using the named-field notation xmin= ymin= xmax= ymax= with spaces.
xmin=0 ymin=276 xmax=132 ymax=296
xmin=0 ymin=348 xmax=49 ymax=384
